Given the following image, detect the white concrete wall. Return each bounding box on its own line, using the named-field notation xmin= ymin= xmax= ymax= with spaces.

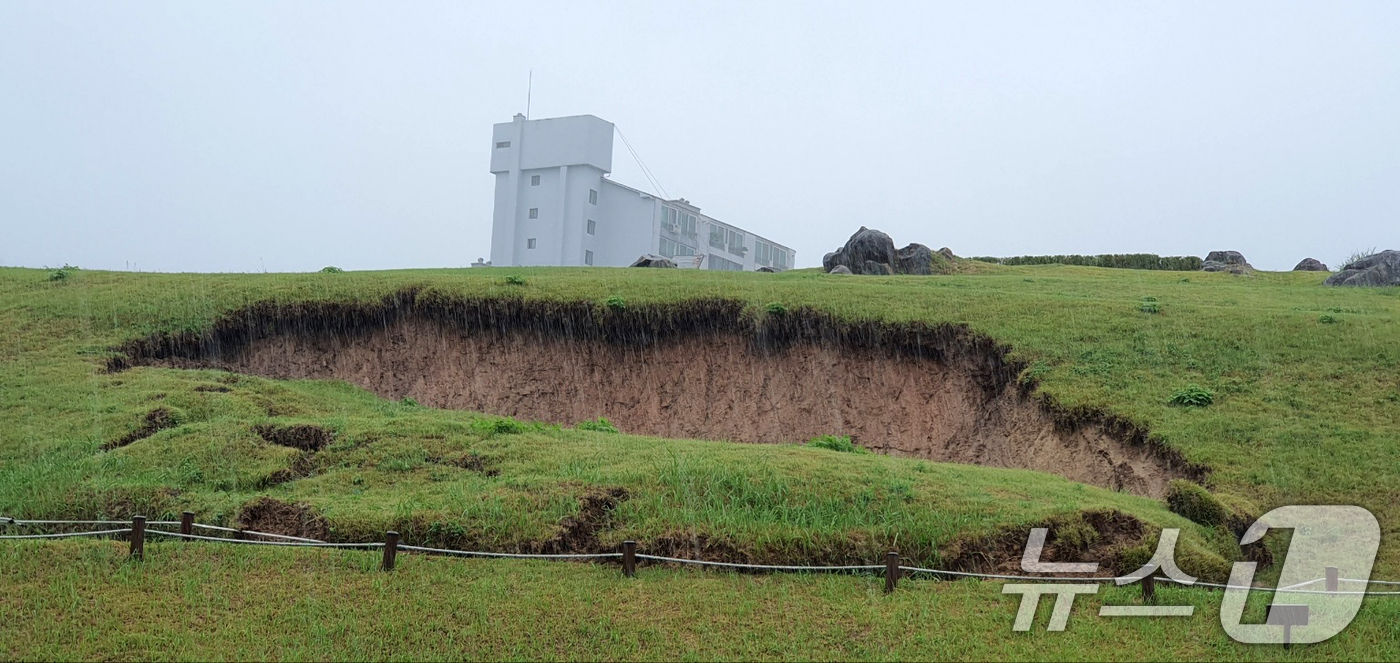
xmin=595 ymin=180 xmax=658 ymax=265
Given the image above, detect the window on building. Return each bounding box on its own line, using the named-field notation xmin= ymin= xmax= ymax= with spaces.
xmin=528 ymin=208 xmax=538 ymax=219
xmin=660 ymin=238 xmax=697 ymax=258
xmin=527 ymin=238 xmax=537 ymax=249
xmin=773 ymin=249 xmax=788 ymax=269
xmin=727 ymin=229 xmax=746 ymax=255
xmin=495 ymin=141 xmax=511 ymax=148
xmin=585 ymin=250 xmax=594 ymax=265
xmin=531 ymin=175 xmax=540 ymax=186
xmin=756 ymin=241 xmax=772 ymax=265
xmin=681 ymin=213 xmax=697 ymax=237
xmin=589 ymin=189 xmax=598 ymax=205
xmin=587 ymin=219 xmax=596 ymax=235
xmin=708 ymin=254 xmax=744 ymax=271
xmin=709 ymin=225 xmax=726 ymax=248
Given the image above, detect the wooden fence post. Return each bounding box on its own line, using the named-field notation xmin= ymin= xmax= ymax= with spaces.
xmin=622 ymin=541 xmax=636 ymax=578
xmin=180 ymin=511 xmax=194 ymax=536
xmin=1326 ymin=566 xmax=1339 ymax=592
xmin=885 ymin=551 xmax=900 ymax=593
xmin=381 ymin=531 xmax=400 ymax=572
xmin=130 ymin=516 xmax=146 ymax=561
xmin=1141 ymin=570 xmax=1157 ymax=604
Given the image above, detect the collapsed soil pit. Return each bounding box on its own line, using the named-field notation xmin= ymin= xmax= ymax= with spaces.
xmin=115 ymin=294 xmax=1202 ymax=497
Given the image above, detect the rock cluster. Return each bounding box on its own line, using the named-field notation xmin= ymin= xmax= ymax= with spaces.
xmin=1201 ymin=250 xmax=1252 ymax=274
xmin=823 ymin=227 xmax=947 ymax=275
xmin=1324 ymin=250 xmax=1400 ymax=287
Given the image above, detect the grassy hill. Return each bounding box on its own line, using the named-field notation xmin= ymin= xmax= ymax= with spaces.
xmin=2 ymin=262 xmax=1398 ymax=660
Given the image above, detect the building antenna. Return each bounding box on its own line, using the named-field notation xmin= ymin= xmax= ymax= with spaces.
xmin=526 ymin=70 xmax=532 ymax=119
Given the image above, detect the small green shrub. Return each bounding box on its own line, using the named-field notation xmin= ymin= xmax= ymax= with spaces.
xmin=504 ymin=275 xmax=527 ymax=286
xmin=1165 ymin=480 xmax=1227 ymax=527
xmin=1318 ymin=314 xmax=1338 ymax=324
xmin=576 ymin=417 xmax=619 ymax=433
xmin=319 ymin=266 xmax=343 ymax=273
xmin=1139 ymin=302 xmax=1161 ymax=314
xmin=765 ymin=302 xmax=788 ymax=316
xmin=470 ymin=416 xmax=532 ymax=436
xmin=1169 ymin=385 xmax=1214 ymax=407
xmin=1142 ymin=296 xmax=1157 ymax=302
xmin=400 ymin=397 xmax=421 ymax=408
xmin=805 ymin=434 xmax=870 ymax=454
xmin=48 ymin=264 xmax=79 ymax=282
xmin=604 ymin=296 xmax=626 ymax=311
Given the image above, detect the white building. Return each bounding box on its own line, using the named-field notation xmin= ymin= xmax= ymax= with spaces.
xmin=488 ymin=114 xmax=794 ymax=271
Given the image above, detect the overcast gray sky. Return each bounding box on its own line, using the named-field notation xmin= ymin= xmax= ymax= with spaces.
xmin=2 ymin=1 xmax=1397 ymax=272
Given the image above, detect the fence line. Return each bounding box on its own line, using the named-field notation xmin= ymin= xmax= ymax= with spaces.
xmin=5 ymin=514 xmax=1400 ymax=597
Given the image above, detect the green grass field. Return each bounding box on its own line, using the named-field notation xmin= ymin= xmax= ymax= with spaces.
xmin=2 ymin=262 xmax=1398 ymax=659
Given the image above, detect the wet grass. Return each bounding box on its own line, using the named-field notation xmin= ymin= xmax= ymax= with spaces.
xmin=1 ymin=263 xmax=1398 ymax=657
xmin=4 ymin=539 xmax=1400 ymax=662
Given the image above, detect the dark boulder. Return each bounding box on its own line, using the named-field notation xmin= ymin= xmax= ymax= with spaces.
xmin=755 ymin=266 xmax=776 ymax=273
xmin=1324 ymin=250 xmax=1400 ymax=287
xmin=824 ymin=227 xmax=897 ymax=274
xmin=1293 ymin=258 xmax=1329 ymax=272
xmin=845 ymin=227 xmax=898 ymax=267
xmin=629 ymin=254 xmax=677 ymax=268
xmin=1201 ymin=250 xmax=1252 ymax=274
xmin=937 ymin=247 xmax=956 ymax=261
xmin=859 ymin=260 xmax=894 ymax=276
xmin=822 ymin=251 xmax=842 ymax=273
xmin=1205 ymin=250 xmax=1249 ymax=265
xmin=828 ymin=265 xmax=853 ymax=275
xmin=895 ymin=243 xmax=936 ymax=275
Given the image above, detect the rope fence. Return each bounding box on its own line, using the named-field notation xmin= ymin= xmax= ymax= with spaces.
xmin=6 ymin=513 xmax=1400 ymax=597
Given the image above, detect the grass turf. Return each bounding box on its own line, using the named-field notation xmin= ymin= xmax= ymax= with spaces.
xmin=5 ymin=540 xmax=1400 ymax=662
xmin=1 ymin=262 xmax=1398 ymax=658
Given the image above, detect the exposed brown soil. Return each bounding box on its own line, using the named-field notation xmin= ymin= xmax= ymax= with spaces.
xmin=253 ymin=424 xmax=333 ymax=452
xmin=237 ymin=497 xmax=329 ymax=540
xmin=193 ymin=384 xmax=231 ymax=393
xmin=942 ymin=510 xmax=1148 ymax=576
xmin=102 ymin=408 xmax=179 ymax=451
xmin=260 ymin=452 xmax=318 ymax=487
xmin=113 ymin=292 xmax=1205 ymax=497
xmin=535 ymin=487 xmax=629 ymax=554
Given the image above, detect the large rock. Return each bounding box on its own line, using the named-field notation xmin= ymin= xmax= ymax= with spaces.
xmin=937 ymin=247 xmax=956 ymax=261
xmin=824 ymin=227 xmax=897 ymax=274
xmin=828 ymin=265 xmax=853 ymax=275
xmin=755 ymin=266 xmax=776 ymax=273
xmin=859 ymin=260 xmax=894 ymax=276
xmin=895 ymin=243 xmax=936 ymax=275
xmin=629 ymin=254 xmax=676 ymax=268
xmin=822 ymin=251 xmax=841 ymax=273
xmin=1324 ymin=250 xmax=1400 ymax=286
xmin=1201 ymin=250 xmax=1252 ymax=274
xmin=1293 ymin=258 xmax=1329 ymax=272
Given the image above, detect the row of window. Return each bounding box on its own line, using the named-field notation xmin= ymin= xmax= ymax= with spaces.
xmin=755 ymin=240 xmax=789 ymax=269
xmin=708 ymin=226 xmax=746 ymax=256
xmin=708 ymin=255 xmax=745 ymax=271
xmin=659 ymin=237 xmax=698 ymax=258
xmin=660 ymin=205 xmax=698 ymax=237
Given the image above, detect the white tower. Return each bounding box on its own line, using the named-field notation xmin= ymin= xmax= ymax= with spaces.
xmin=489 ymin=114 xmax=615 ymax=266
